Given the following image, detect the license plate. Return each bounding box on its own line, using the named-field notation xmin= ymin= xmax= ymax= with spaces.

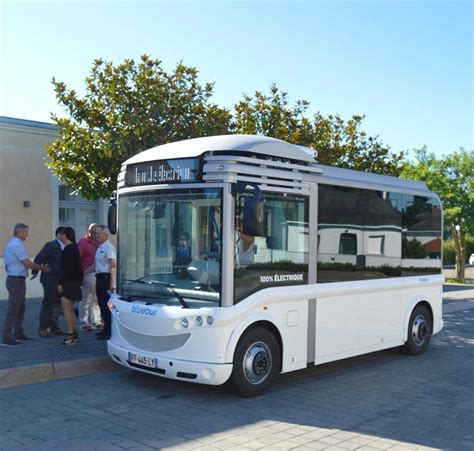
xmin=128 ymin=352 xmax=158 ymax=369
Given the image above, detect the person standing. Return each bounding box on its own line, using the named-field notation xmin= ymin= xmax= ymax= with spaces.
xmin=58 ymin=227 xmax=83 ymax=346
xmin=34 ymin=227 xmax=67 ymax=338
xmin=2 ymin=223 xmax=50 ymax=346
xmin=77 ymin=223 xmax=102 ymax=331
xmin=94 ymin=225 xmax=116 ymax=340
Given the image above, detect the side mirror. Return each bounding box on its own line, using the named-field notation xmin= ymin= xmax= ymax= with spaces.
xmin=243 ymin=187 xmax=265 ymax=236
xmin=108 ymin=191 xmax=117 ymax=235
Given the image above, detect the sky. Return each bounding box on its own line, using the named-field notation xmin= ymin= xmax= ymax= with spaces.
xmin=0 ymin=0 xmax=472 ymax=159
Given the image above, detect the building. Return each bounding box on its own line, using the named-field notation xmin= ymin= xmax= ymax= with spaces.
xmin=0 ymin=116 xmax=108 ymax=298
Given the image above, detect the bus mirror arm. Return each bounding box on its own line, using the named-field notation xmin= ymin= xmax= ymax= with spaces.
xmin=108 ymin=190 xmax=117 ymax=235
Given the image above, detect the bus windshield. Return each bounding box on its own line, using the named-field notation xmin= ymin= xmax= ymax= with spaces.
xmin=117 ymin=188 xmax=222 ymax=307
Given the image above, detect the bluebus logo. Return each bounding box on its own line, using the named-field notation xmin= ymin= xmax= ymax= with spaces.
xmin=131 ymin=305 xmax=158 ymax=316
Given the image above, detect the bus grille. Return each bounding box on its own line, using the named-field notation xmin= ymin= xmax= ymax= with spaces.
xmin=118 ymin=323 xmax=190 ymax=352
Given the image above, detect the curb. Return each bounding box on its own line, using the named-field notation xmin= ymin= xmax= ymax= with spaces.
xmin=0 ymin=356 xmax=123 ymax=389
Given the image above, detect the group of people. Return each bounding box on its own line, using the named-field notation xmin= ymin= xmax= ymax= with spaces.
xmin=2 ymin=223 xmax=116 ymax=347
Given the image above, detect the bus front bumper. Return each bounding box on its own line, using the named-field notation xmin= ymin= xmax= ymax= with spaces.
xmin=107 ymin=341 xmax=233 ymax=386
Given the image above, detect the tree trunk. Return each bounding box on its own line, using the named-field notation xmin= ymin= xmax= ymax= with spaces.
xmin=451 ymin=223 xmax=466 ymax=281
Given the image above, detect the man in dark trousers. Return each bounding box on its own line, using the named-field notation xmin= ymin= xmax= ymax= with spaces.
xmin=94 ymin=225 xmax=116 ymax=340
xmin=34 ymin=227 xmax=67 ymax=337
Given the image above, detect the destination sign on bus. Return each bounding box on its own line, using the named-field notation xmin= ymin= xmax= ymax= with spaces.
xmin=126 ymin=158 xmax=200 ymax=186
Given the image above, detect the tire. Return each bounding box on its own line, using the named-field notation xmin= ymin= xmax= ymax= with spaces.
xmin=231 ymin=326 xmax=281 ymax=397
xmin=403 ymin=304 xmax=432 ymax=356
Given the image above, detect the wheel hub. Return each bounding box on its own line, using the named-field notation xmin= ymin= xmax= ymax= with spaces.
xmin=412 ymin=314 xmax=428 ymax=347
xmin=243 ymin=342 xmax=272 ymax=385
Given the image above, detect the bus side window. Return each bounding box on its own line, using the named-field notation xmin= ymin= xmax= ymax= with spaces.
xmin=234 ymin=192 xmax=308 ymax=303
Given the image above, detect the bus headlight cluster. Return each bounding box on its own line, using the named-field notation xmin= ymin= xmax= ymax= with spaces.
xmin=179 ymin=316 xmax=214 ymax=329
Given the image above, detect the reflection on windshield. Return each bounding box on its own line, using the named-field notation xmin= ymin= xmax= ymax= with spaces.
xmin=118 ymin=189 xmax=222 ymax=307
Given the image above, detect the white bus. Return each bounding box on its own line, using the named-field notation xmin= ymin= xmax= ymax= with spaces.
xmin=106 ymin=135 xmax=443 ymax=396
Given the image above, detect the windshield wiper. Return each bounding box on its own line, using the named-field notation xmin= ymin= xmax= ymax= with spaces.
xmin=125 ymin=279 xmax=190 ymax=309
xmin=120 ymin=294 xmax=160 ymax=302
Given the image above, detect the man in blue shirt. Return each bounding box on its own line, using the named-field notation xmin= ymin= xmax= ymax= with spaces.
xmin=2 ymin=223 xmax=50 ymax=346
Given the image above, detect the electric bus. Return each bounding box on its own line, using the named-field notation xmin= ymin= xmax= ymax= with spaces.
xmin=106 ymin=135 xmax=443 ymax=396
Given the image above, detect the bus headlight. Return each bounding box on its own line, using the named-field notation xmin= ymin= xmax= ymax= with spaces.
xmin=207 ymin=316 xmax=214 ymax=325
xmin=181 ymin=318 xmax=189 ymax=329
xmin=195 ymin=316 xmax=203 ymax=327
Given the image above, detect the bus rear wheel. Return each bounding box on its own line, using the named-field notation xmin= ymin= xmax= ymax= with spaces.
xmin=231 ymin=327 xmax=280 ymax=397
xmin=403 ymin=304 xmax=432 ymax=355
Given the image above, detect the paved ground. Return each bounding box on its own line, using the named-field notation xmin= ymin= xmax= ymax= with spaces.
xmin=0 ymin=297 xmax=120 ymax=388
xmin=0 ymin=285 xmax=473 ymax=450
xmin=1 ymin=306 xmax=473 ymax=450
xmin=0 ymin=297 xmax=107 ymax=370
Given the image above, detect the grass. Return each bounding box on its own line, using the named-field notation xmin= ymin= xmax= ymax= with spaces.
xmin=445 ymin=278 xmax=474 ymax=285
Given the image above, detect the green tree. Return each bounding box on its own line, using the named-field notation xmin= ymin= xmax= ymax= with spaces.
xmin=401 ymin=147 xmax=474 ymax=280
xmin=47 ymin=55 xmax=231 ymax=199
xmin=232 ymin=84 xmax=405 ymax=175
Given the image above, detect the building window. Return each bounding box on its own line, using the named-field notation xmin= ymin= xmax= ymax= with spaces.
xmin=58 ymin=185 xmax=99 ymax=239
xmin=339 ymin=233 xmax=357 ymax=255
xmin=368 ymin=235 xmax=385 ymax=255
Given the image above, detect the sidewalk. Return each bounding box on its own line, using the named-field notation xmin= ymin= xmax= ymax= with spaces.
xmin=1 ymin=285 xmax=474 ymax=389
xmin=0 ymin=297 xmax=121 ymax=388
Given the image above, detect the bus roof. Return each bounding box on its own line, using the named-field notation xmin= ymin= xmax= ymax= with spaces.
xmin=123 ymin=134 xmax=431 ymax=195
xmin=124 ymin=134 xmax=316 ymax=165
xmin=315 ymin=163 xmax=430 ymax=193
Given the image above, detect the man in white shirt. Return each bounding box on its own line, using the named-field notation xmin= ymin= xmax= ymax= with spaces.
xmin=94 ymin=225 xmax=116 ymax=340
xmin=2 ymin=223 xmax=50 ymax=346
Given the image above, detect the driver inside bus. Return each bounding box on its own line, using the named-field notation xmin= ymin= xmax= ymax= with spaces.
xmin=175 ymin=232 xmax=192 ymax=266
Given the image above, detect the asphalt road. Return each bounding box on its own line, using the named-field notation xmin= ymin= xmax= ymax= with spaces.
xmin=1 ymin=307 xmax=473 ymax=451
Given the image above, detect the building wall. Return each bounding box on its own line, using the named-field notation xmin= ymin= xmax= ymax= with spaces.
xmin=0 ymin=119 xmax=58 ymax=254
xmin=0 ymin=117 xmax=108 ymax=300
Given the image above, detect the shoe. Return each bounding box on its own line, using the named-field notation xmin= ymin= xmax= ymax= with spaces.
xmin=92 ymin=322 xmax=104 ymax=330
xmin=80 ymin=324 xmax=92 ymax=332
xmin=51 ymin=329 xmax=67 ymax=336
xmin=15 ymin=334 xmax=33 ymax=341
xmin=61 ymin=331 xmax=78 ymax=347
xmin=1 ymin=339 xmax=22 ymax=346
xmin=38 ymin=329 xmax=51 ymax=338
xmin=96 ymin=331 xmax=111 ymax=340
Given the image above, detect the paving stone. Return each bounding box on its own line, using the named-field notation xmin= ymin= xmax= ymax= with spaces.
xmin=0 ymin=305 xmax=472 ymax=451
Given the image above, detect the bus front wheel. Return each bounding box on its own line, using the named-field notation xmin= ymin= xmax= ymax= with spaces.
xmin=231 ymin=327 xmax=281 ymax=397
xmin=403 ymin=304 xmax=432 ymax=356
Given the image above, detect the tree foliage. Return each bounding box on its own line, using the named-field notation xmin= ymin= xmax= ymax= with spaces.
xmin=232 ymin=84 xmax=406 ymax=175
xmin=48 ymin=57 xmax=406 ymax=200
xmin=401 ymin=147 xmax=474 ymax=279
xmin=47 ymin=55 xmax=231 ymax=199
